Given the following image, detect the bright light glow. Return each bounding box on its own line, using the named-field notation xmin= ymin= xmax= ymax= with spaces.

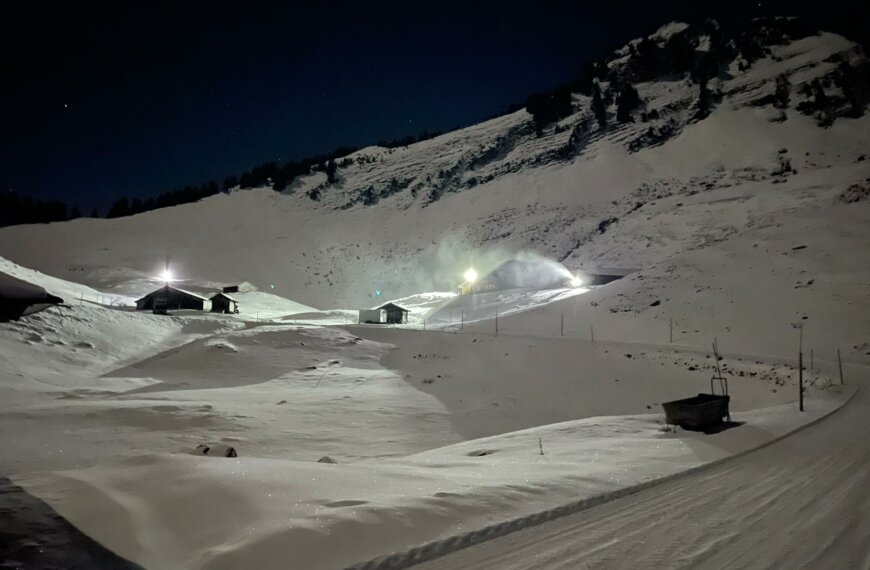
xmin=463 ymin=268 xmax=478 ymax=284
xmin=160 ymin=269 xmax=174 ymax=282
xmin=570 ymin=274 xmax=585 ymax=287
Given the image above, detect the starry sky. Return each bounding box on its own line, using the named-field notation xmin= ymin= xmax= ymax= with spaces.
xmin=2 ymin=1 xmax=866 ymax=212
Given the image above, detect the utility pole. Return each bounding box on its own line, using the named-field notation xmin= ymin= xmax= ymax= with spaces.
xmin=799 ymin=350 xmax=804 ymax=411
xmin=791 ymin=321 xmax=804 ymax=410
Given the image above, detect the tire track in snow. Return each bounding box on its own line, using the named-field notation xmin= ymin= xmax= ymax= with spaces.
xmin=344 ymin=386 xmax=858 ymax=570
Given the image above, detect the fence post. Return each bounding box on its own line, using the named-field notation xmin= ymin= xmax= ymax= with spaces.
xmin=837 ymin=348 xmax=844 ymax=385
xmin=561 ymin=313 xmax=564 ymax=337
xmin=669 ymin=318 xmax=673 ymax=344
xmin=495 ymin=308 xmax=498 ymax=336
xmin=590 ymin=326 xmax=594 ymax=343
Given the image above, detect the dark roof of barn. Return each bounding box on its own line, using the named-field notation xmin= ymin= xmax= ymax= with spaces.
xmin=137 ymin=285 xmax=210 ymax=303
xmin=378 ymin=302 xmax=409 ymax=312
xmin=210 ymin=292 xmax=239 ymax=302
xmin=0 ymin=272 xmax=64 ymax=304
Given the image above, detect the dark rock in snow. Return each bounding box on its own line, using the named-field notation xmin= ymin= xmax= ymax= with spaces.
xmin=195 ymin=443 xmax=237 ymax=458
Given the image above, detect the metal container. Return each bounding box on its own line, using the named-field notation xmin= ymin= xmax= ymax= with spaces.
xmin=662 ymin=393 xmax=731 ymax=431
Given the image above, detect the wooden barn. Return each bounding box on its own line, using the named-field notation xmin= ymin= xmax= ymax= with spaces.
xmin=358 ymin=303 xmax=410 ymax=324
xmin=210 ymin=292 xmax=239 ymax=314
xmin=379 ymin=303 xmax=409 ymax=324
xmin=135 ymin=285 xmax=211 ymax=313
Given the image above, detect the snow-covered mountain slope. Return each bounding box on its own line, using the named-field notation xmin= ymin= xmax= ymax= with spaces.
xmin=1 ymin=24 xmax=867 ymax=324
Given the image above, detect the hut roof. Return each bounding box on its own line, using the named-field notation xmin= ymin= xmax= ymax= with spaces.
xmin=210 ymin=292 xmax=239 ymax=302
xmin=0 ymin=272 xmax=64 ymax=304
xmin=137 ymin=285 xmax=210 ymax=303
xmin=378 ymin=302 xmax=409 ymax=312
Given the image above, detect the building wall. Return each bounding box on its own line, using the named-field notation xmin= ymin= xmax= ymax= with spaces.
xmin=359 ymin=309 xmax=385 ymax=324
xmin=384 ymin=308 xmax=407 ymax=324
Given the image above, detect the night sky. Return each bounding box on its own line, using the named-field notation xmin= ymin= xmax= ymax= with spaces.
xmin=2 ymin=1 xmax=867 ymax=213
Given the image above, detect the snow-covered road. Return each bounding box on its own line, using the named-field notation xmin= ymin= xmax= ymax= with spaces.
xmin=412 ymin=373 xmax=869 ymax=570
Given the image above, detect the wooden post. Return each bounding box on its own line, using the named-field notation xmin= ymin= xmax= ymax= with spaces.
xmin=798 ymin=350 xmax=804 ymax=412
xmin=495 ymin=308 xmax=498 ymax=336
xmin=810 ymin=348 xmax=814 ymax=370
xmin=560 ymin=313 xmax=564 ymax=337
xmin=837 ymin=348 xmax=844 ymax=385
xmin=669 ymin=318 xmax=673 ymax=344
xmin=590 ymin=326 xmax=594 ymax=343
xmin=423 ymin=318 xmax=426 ymax=331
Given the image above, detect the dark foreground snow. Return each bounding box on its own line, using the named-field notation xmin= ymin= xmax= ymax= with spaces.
xmin=0 ymin=477 xmax=142 ymax=570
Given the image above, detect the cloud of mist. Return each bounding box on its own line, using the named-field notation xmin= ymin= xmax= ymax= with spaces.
xmin=403 ymin=237 xmax=575 ymax=295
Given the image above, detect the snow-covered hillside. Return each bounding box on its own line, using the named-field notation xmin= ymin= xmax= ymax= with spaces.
xmin=1 ymin=23 xmax=867 ymax=319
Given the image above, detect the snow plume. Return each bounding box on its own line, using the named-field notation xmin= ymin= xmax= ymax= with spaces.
xmin=401 ymin=236 xmax=516 ymax=294
xmin=468 ymin=254 xmax=576 ymax=293
xmin=403 ymin=237 xmax=572 ymax=295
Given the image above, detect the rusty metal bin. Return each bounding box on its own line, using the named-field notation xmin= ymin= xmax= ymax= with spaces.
xmin=662 ymin=393 xmax=731 ymax=431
